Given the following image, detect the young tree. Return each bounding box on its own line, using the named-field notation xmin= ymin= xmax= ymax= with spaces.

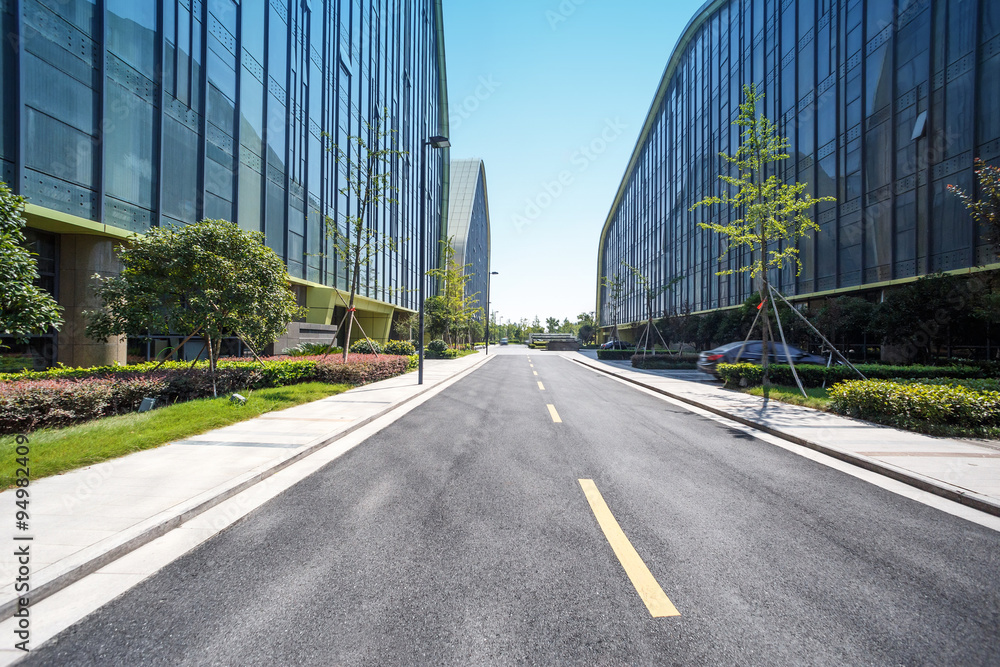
xmin=622 ymin=261 xmax=681 ymax=354
xmin=545 ymin=317 xmax=561 ymax=333
xmin=0 ymin=182 xmax=63 ymax=346
xmin=86 ymin=219 xmax=304 ymax=396
xmin=576 ymin=311 xmax=597 ymax=344
xmin=392 ymin=312 xmax=419 ymax=341
xmin=424 ymin=238 xmax=479 ymax=346
xmin=691 ymin=83 xmax=833 ymax=390
xmin=600 ymin=272 xmax=626 ymax=342
xmin=948 ymin=158 xmax=1000 ymax=258
xmin=326 ymin=112 xmax=407 ymax=359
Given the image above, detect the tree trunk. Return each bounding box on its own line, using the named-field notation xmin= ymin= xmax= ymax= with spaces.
xmin=205 ymin=333 xmax=218 ymax=398
xmin=341 ymin=301 xmax=355 ymax=361
xmin=760 ymin=281 xmax=771 ymax=399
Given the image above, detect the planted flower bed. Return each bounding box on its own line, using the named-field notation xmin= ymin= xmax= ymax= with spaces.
xmin=0 ymin=354 xmax=409 ymax=434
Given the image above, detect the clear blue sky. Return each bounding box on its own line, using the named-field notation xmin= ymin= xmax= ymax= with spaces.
xmin=442 ymin=1 xmax=703 ymax=326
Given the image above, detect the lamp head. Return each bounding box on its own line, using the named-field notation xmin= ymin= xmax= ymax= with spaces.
xmin=427 ymin=135 xmax=450 ymax=149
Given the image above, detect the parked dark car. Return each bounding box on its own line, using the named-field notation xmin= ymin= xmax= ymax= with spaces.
xmin=697 ymin=341 xmax=828 ymax=377
xmin=499 ymin=337 xmax=508 ymax=346
xmin=600 ymin=340 xmax=634 ymax=349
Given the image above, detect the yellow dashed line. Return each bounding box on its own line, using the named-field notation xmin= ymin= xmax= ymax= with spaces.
xmin=578 ymin=479 xmax=680 ymax=618
xmin=547 ymin=404 xmax=562 ymax=422
xmin=537 ymin=381 xmax=545 ymax=391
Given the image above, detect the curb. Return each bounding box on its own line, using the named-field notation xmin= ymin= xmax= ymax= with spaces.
xmin=572 ymin=357 xmax=1000 ymax=519
xmin=0 ymin=354 xmax=493 ymax=621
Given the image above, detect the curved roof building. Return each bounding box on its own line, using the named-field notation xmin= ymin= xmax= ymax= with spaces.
xmin=448 ymin=158 xmax=491 ymax=319
xmin=597 ymin=0 xmax=1000 ymax=334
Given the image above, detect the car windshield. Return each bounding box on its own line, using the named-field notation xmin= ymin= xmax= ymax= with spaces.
xmin=715 ymin=341 xmax=758 ymax=352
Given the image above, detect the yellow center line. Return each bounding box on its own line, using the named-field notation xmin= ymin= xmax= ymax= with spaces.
xmin=578 ymin=479 xmax=680 ymax=618
xmin=547 ymin=404 xmax=562 ymax=422
xmin=537 ymin=381 xmax=545 ymax=390
xmin=533 ymin=370 xmax=538 ymax=376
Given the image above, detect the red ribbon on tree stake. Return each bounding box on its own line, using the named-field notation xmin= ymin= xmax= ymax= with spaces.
xmin=757 ymin=298 xmax=767 ymax=310
xmin=347 ymin=307 xmax=356 ymax=313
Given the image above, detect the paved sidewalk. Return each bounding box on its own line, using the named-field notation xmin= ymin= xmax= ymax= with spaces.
xmin=570 ymin=352 xmax=1000 ymax=516
xmin=0 ymin=352 xmax=492 ymax=620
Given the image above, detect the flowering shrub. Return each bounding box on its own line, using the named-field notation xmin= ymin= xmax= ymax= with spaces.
xmin=0 ymin=376 xmax=168 ymax=433
xmin=828 ymin=379 xmax=1000 ymax=428
xmin=0 ymin=354 xmax=409 ymax=434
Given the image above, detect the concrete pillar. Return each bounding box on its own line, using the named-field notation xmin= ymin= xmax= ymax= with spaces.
xmin=58 ymin=235 xmax=127 ymax=367
xmin=352 ymin=310 xmax=393 ymax=345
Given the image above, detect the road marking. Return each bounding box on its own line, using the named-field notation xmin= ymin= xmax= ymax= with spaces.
xmin=578 ymin=479 xmax=680 ymax=618
xmin=547 ymin=404 xmax=562 ymax=422
xmin=533 ymin=370 xmax=538 ymax=376
xmin=537 ymin=381 xmax=545 ymax=390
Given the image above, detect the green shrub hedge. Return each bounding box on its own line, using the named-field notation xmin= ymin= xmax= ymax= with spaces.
xmin=0 ymin=355 xmax=409 ymax=434
xmin=715 ymin=362 xmax=987 ymax=388
xmin=828 ymin=379 xmax=1000 ymax=429
xmin=596 ymin=350 xmax=633 ymax=360
xmin=631 ymin=353 xmax=699 ymax=370
xmin=383 ymin=340 xmax=416 ymax=356
xmin=349 ymin=339 xmax=382 ymax=355
xmin=282 ymin=342 xmax=342 ymax=356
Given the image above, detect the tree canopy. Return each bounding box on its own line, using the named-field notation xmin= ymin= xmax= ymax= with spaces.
xmin=0 ymin=181 xmax=63 ymax=345
xmin=86 ymin=219 xmax=304 ymax=378
xmin=692 ymin=83 xmax=834 ymax=280
xmin=424 ymin=238 xmax=480 ymax=345
xmin=948 ymin=158 xmax=1000 ymax=258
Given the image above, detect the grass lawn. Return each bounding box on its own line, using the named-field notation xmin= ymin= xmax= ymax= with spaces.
xmin=0 ymin=382 xmax=350 ymax=489
xmin=742 ymin=384 xmax=833 ymax=410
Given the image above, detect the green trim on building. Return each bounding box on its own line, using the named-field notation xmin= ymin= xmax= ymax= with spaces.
xmin=24 ymin=203 xmax=134 ymax=241
xmin=596 ymin=0 xmax=725 ymax=323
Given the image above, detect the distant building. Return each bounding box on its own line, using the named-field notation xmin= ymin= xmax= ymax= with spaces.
xmin=597 ymin=0 xmax=1000 ymax=337
xmin=448 ymin=158 xmax=491 ymax=322
xmin=1 ymin=0 xmax=457 ymax=368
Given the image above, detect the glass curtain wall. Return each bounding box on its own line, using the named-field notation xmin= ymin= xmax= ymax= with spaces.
xmin=598 ymin=0 xmax=1000 ymax=328
xmin=2 ymin=0 xmax=448 ymax=313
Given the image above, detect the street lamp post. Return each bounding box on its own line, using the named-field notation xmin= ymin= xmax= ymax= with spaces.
xmin=418 ymin=135 xmax=450 ymax=385
xmin=485 ymin=271 xmax=499 ymax=354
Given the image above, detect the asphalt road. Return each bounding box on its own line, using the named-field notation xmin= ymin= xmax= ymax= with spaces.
xmin=24 ymin=348 xmax=1000 ymax=665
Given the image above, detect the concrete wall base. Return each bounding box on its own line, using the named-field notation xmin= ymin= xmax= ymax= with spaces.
xmin=58 ymin=235 xmax=126 ymax=367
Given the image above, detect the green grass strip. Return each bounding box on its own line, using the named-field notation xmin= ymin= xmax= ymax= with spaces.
xmin=743 ymin=385 xmax=833 ymax=411
xmin=0 ymin=382 xmax=350 ymax=488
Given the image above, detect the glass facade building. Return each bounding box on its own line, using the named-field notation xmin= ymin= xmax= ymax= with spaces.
xmin=1 ymin=0 xmax=451 ymax=366
xmin=597 ymin=0 xmax=1000 ymax=333
xmin=447 ymin=158 xmax=490 ymax=321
